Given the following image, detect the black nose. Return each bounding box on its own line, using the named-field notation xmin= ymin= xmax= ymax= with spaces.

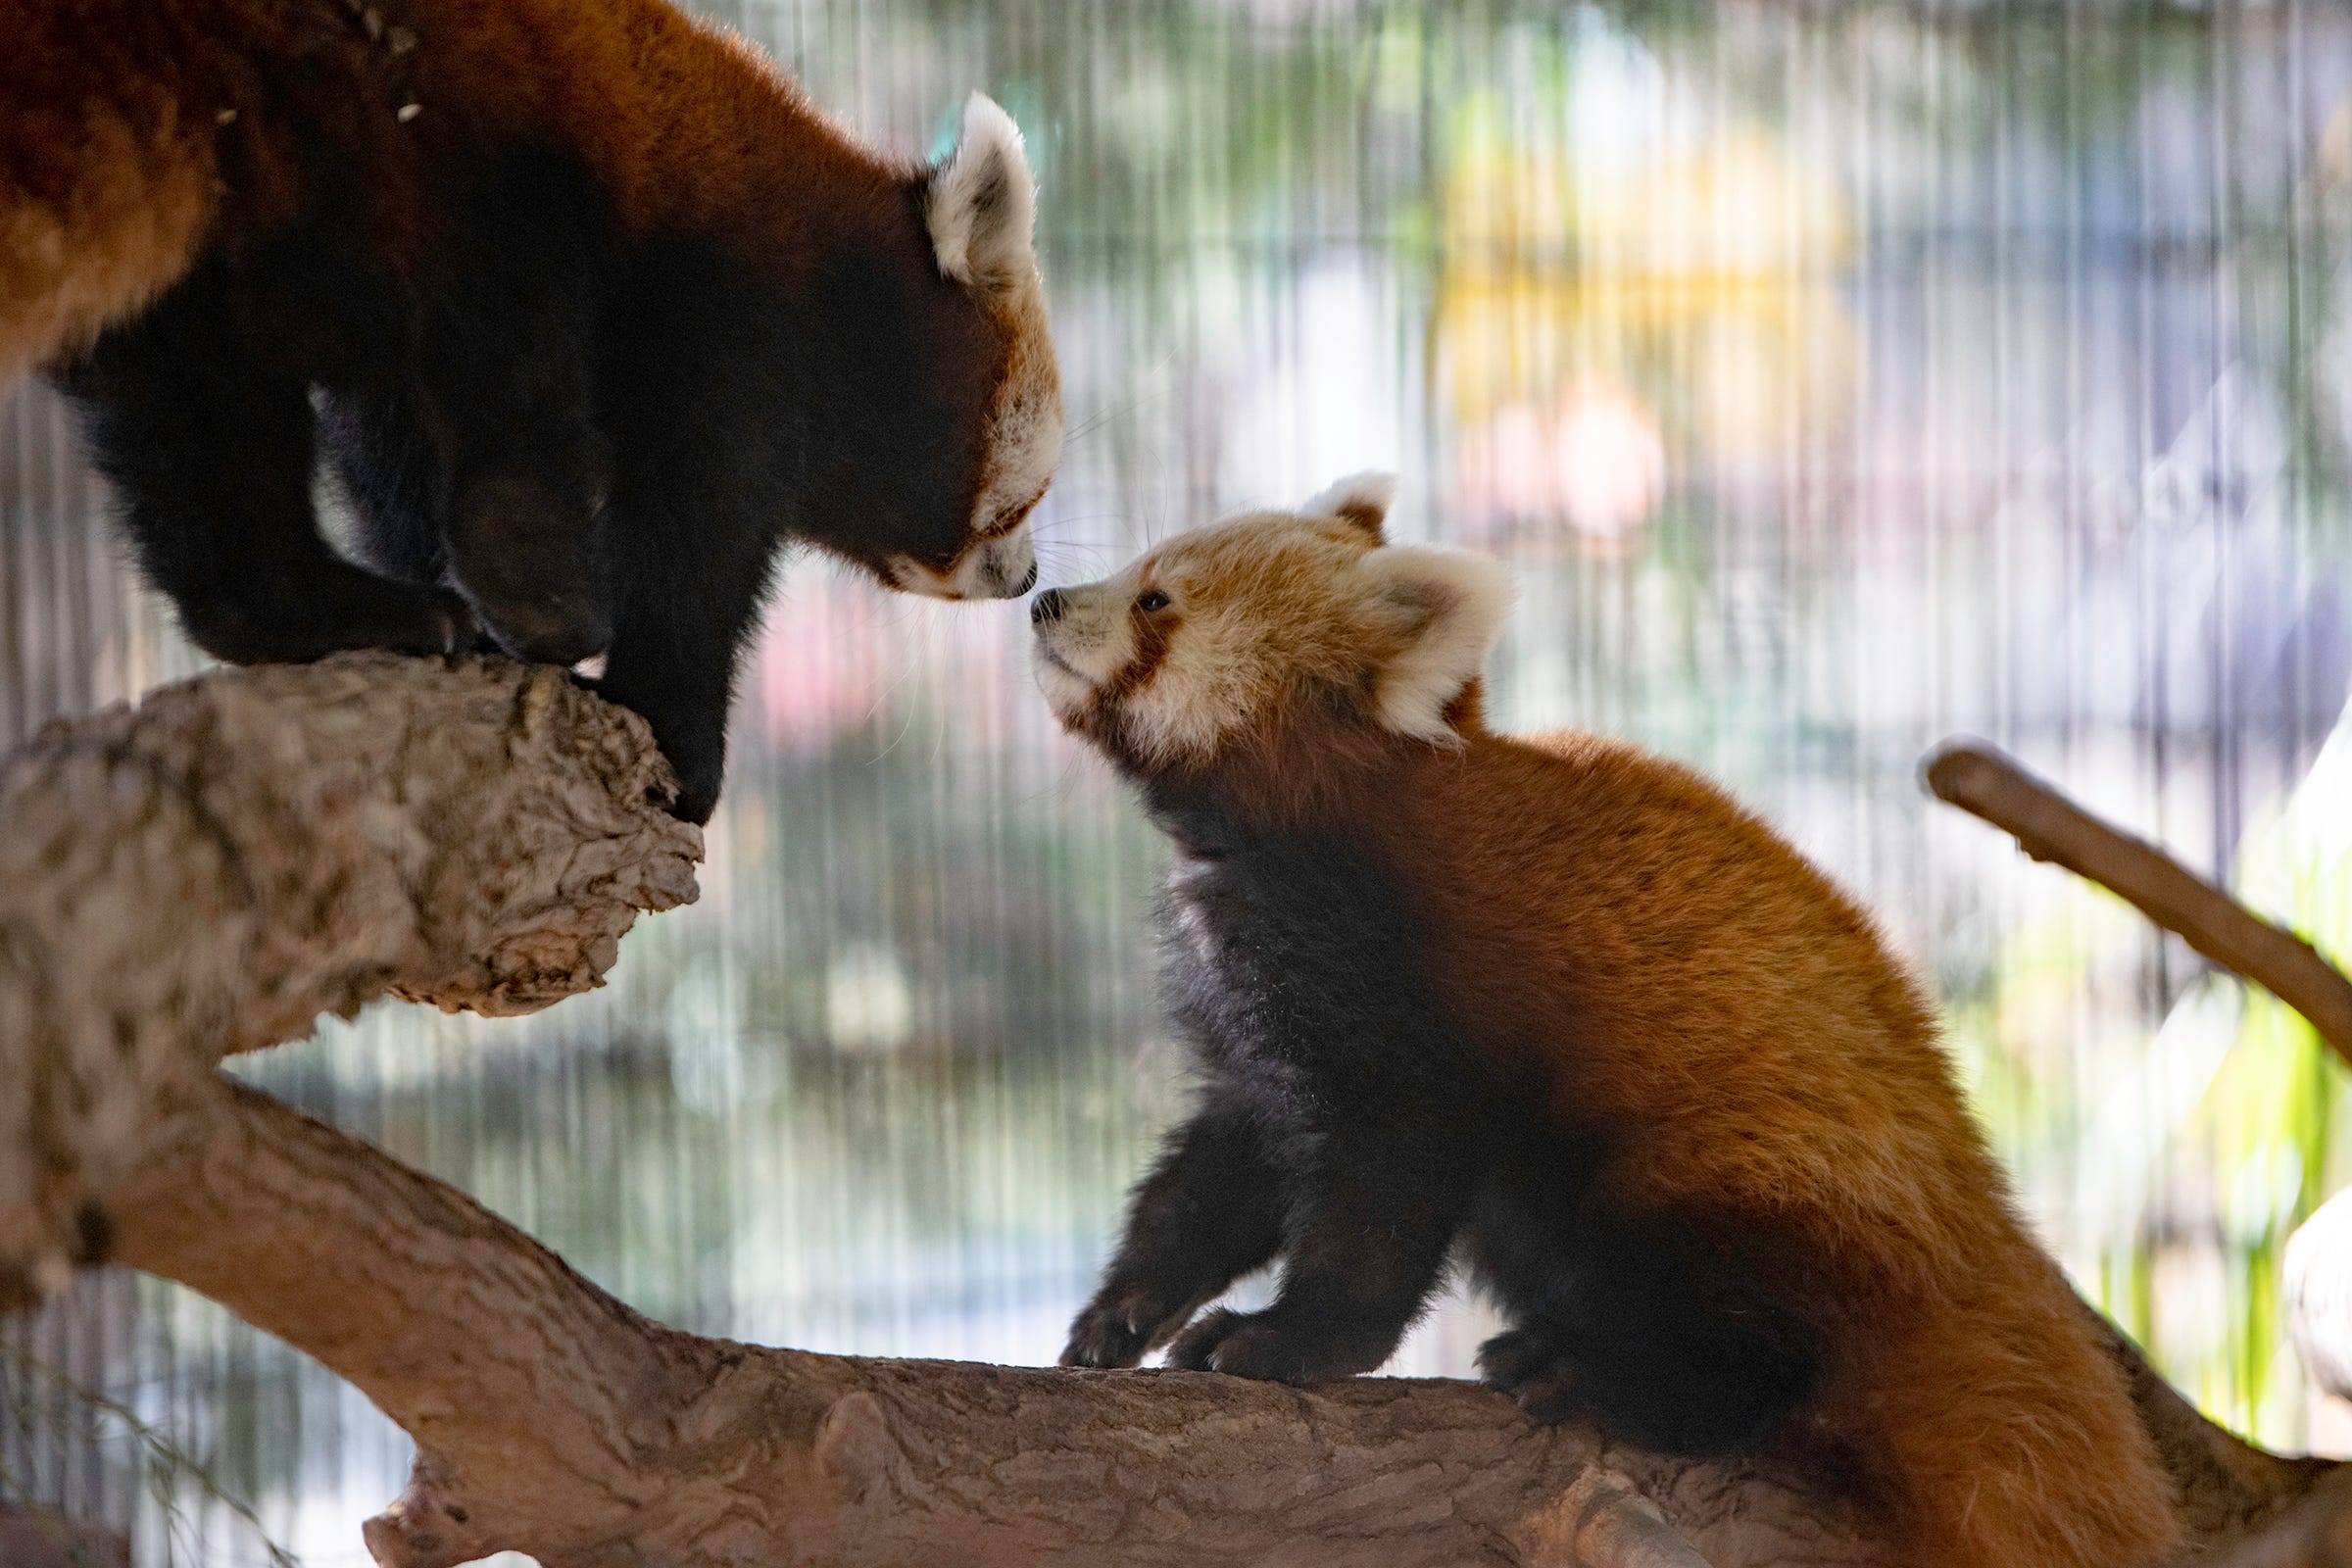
xmin=1015 ymin=559 xmax=1039 ymax=595
xmin=1030 ymin=588 xmax=1066 ymax=625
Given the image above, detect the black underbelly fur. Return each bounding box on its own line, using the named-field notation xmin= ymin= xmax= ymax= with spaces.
xmin=1062 ymin=799 xmax=1824 ymax=1457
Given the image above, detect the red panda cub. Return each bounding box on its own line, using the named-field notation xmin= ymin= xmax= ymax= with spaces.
xmin=5 ymin=0 xmax=1060 ymax=822
xmin=1038 ymin=474 xmax=2178 ymax=1568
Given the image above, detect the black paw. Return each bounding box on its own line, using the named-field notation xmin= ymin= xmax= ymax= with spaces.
xmin=666 ymin=765 xmax=720 ymax=827
xmin=183 ymin=568 xmax=476 ymax=665
xmin=1478 ymin=1326 xmax=1582 ymax=1424
xmin=1164 ymin=1307 xmax=1396 ymax=1386
xmin=446 ymin=467 xmax=613 ymax=667
xmin=1060 ymin=1285 xmax=1191 ymax=1370
xmin=576 ymin=678 xmax=723 ymax=824
xmin=467 ymin=600 xmax=612 ymax=668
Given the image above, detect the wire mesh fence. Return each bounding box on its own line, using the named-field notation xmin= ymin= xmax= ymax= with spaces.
xmin=5 ymin=1 xmax=2352 ymax=1561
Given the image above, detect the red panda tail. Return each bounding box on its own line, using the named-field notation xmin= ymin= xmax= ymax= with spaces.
xmin=0 ymin=1 xmax=222 ymax=382
xmin=1853 ymin=1277 xmax=2181 ymax=1568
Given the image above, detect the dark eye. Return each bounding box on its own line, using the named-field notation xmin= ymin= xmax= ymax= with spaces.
xmin=1136 ymin=589 xmax=1171 ymax=613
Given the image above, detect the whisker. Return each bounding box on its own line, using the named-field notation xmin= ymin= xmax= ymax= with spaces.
xmin=1059 ymin=353 xmax=1182 ymax=447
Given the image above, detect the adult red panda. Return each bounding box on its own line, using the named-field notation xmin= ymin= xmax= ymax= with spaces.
xmin=1037 ymin=474 xmax=2179 ymax=1568
xmin=4 ymin=0 xmax=1060 ymax=822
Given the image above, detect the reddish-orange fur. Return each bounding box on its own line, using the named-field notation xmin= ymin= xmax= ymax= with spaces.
xmin=1041 ymin=505 xmax=2183 ymax=1568
xmin=1145 ymin=699 xmax=2182 ymax=1567
xmin=0 ymin=0 xmax=925 ymax=380
xmin=1399 ymin=718 xmax=2172 ymax=1567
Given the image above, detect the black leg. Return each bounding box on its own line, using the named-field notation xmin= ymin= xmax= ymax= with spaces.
xmin=60 ymin=277 xmax=470 ymax=665
xmin=321 ymin=146 xmax=619 ymax=667
xmin=1061 ymin=1090 xmax=1287 ymax=1369
xmin=323 ymin=391 xmax=612 ymax=666
xmin=1163 ymin=1108 xmax=1472 ymax=1386
xmin=444 ymin=445 xmax=612 ymax=666
xmin=591 ymin=486 xmax=777 ymax=825
xmin=317 ymin=381 xmax=456 ymax=589
xmin=1465 ymin=1199 xmax=1824 ymax=1456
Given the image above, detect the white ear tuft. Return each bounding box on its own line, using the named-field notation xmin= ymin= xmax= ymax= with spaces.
xmin=926 ymin=92 xmax=1038 ymax=288
xmin=1303 ymin=470 xmax=1396 ymax=540
xmin=1356 ymin=547 xmax=1513 ymax=742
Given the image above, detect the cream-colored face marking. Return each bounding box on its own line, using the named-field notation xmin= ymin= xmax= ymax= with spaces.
xmin=886 ymin=512 xmax=1038 ymax=602
xmin=1031 ymin=476 xmax=1514 ymax=766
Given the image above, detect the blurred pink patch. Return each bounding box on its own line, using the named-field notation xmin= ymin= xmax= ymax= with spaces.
xmin=755 ymin=576 xmax=882 ymax=754
xmin=1454 ymin=380 xmax=1666 ymax=556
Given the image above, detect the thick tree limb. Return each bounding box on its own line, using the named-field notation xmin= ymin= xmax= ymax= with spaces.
xmin=108 ymin=1075 xmax=1808 ymax=1568
xmin=0 ymin=652 xmax=701 ymax=1301
xmin=0 ymin=674 xmax=2343 ymax=1564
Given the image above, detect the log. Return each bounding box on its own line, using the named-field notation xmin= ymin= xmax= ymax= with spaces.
xmin=109 ymin=1075 xmax=1804 ymax=1568
xmin=0 ymin=651 xmax=701 ymax=1303
xmin=0 ymin=669 xmax=2342 ymax=1564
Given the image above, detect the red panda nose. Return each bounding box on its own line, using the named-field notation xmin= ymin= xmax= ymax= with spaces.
xmin=1030 ymin=588 xmax=1067 ymax=625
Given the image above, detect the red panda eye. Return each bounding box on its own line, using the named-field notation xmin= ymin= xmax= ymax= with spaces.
xmin=1136 ymin=590 xmax=1171 ymax=613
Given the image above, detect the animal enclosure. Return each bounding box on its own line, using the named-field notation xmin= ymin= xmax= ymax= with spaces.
xmin=4 ymin=0 xmax=2352 ymax=1559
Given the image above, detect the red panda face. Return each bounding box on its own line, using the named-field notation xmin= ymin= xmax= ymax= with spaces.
xmin=884 ymin=93 xmax=1060 ymax=603
xmin=1031 ymin=472 xmax=1513 ymax=773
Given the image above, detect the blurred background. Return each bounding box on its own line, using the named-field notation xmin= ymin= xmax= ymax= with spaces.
xmin=8 ymin=0 xmax=2352 ymax=1561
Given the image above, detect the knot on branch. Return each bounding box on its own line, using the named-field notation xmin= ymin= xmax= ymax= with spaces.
xmin=0 ymin=652 xmax=700 ymax=1299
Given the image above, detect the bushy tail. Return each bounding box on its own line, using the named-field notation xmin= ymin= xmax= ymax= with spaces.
xmin=1857 ymin=1280 xmax=2181 ymax=1568
xmin=0 ymin=1 xmax=220 ymax=382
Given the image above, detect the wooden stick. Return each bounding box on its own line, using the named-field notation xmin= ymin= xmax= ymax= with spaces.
xmin=1923 ymin=739 xmax=2352 ymax=1064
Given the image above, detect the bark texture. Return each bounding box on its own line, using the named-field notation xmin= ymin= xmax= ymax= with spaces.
xmin=0 ymin=664 xmax=2344 ymax=1565
xmin=0 ymin=652 xmax=701 ymax=1298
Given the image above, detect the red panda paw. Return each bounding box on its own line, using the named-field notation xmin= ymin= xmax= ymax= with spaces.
xmin=1059 ymin=1287 xmax=1183 ymax=1370
xmin=1163 ymin=1306 xmax=1396 ymax=1387
xmin=1477 ymin=1326 xmax=1582 ymax=1423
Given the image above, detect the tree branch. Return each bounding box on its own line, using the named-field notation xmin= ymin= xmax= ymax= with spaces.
xmin=0 ymin=651 xmax=700 ymax=1302
xmin=1 ymin=672 xmax=2344 ymax=1564
xmin=1923 ymin=739 xmax=2352 ymax=1064
xmin=109 ymin=1074 xmax=1788 ymax=1568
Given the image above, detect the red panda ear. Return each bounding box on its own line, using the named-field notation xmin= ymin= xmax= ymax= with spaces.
xmin=926 ymin=93 xmax=1040 ymax=290
xmin=1354 ymin=547 xmax=1513 ymax=743
xmin=1302 ymin=471 xmax=1396 ymax=542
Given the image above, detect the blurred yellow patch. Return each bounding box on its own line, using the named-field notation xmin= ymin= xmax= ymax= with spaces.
xmin=1435 ymin=97 xmax=1857 ymax=550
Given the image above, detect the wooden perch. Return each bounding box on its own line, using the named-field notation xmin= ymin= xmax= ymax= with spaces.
xmin=0 ymin=675 xmax=2343 ymax=1564
xmin=0 ymin=652 xmax=701 ymax=1301
xmin=1924 ymin=739 xmax=2352 ymax=1064
xmin=109 ymin=1075 xmax=1793 ymax=1568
